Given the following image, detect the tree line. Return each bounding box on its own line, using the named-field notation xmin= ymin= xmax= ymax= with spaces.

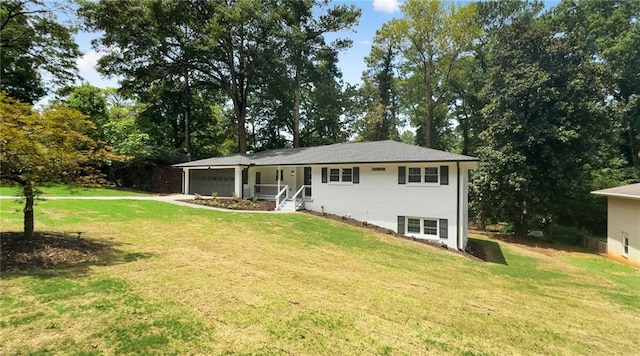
xmin=1 ymin=0 xmax=638 ymax=242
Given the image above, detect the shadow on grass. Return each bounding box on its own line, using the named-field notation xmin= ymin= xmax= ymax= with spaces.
xmin=467 ymin=237 xmax=508 ymax=265
xmin=0 ymin=231 xmax=154 ymax=278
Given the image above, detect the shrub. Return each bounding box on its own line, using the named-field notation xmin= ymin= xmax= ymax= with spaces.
xmin=544 ymin=224 xmax=590 ymax=245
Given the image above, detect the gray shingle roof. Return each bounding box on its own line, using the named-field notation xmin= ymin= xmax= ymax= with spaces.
xmin=174 ymin=140 xmax=479 ymax=168
xmin=592 ymin=183 xmax=640 ymax=200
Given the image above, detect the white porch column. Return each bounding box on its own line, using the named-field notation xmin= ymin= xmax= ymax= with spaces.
xmin=234 ymin=166 xmax=242 ymax=198
xmin=183 ymin=168 xmax=190 ymax=194
xmin=277 ymin=165 xmax=281 ymax=193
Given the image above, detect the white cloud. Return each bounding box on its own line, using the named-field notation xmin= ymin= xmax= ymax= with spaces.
xmin=372 ymin=0 xmax=400 ymax=13
xmin=76 ymin=49 xmax=101 ymax=72
xmin=75 ymin=49 xmax=120 ymax=88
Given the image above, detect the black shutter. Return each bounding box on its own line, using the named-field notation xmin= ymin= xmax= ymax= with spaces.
xmin=321 ymin=168 xmax=327 ymax=183
xmin=440 ymin=166 xmax=449 ymax=185
xmin=398 ymin=166 xmax=406 ymax=184
xmin=353 ymin=167 xmax=360 ymax=184
xmin=439 ymin=219 xmax=448 ymax=239
xmin=397 ymin=216 xmax=405 ymax=234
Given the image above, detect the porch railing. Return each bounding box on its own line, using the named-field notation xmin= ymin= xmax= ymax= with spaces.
xmin=291 ymin=185 xmax=307 ymax=210
xmin=275 ymin=185 xmax=289 ymax=211
xmin=253 ymin=184 xmax=282 ymax=199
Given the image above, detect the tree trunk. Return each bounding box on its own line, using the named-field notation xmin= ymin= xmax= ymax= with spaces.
xmin=627 ymin=127 xmax=640 ymax=168
xmin=293 ymin=67 xmax=301 ymax=148
xmin=184 ymin=70 xmax=192 ymax=161
xmin=22 ymin=182 xmax=34 ymax=239
xmin=236 ymin=105 xmax=247 ymax=154
xmin=423 ymin=60 xmax=435 ymax=148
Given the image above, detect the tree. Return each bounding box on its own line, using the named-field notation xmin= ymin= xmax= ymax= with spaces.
xmin=80 ymin=0 xmax=282 ymax=154
xmin=61 ymin=84 xmax=110 ymax=141
xmin=277 ymin=0 xmax=359 ymax=147
xmin=548 ymin=0 xmax=640 ymax=170
xmin=356 ymin=30 xmax=401 ymax=142
xmin=0 ymin=0 xmax=80 ymax=103
xmin=476 ymin=12 xmax=613 ymax=236
xmin=0 ymin=93 xmax=104 ymax=239
xmin=378 ymin=0 xmax=479 ymax=148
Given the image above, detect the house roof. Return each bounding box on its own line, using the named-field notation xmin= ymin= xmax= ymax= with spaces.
xmin=174 ymin=140 xmax=479 ymax=168
xmin=592 ymin=183 xmax=640 ymax=200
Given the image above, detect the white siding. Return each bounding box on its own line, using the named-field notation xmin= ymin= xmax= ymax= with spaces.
xmin=305 ymin=162 xmax=472 ymax=250
xmin=607 ymin=197 xmax=640 ymax=268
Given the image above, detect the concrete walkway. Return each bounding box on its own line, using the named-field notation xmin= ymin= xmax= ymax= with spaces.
xmin=0 ymin=194 xmax=288 ymax=213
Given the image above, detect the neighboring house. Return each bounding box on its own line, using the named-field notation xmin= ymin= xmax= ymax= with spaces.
xmin=174 ymin=140 xmax=479 ymax=250
xmin=592 ymin=183 xmax=640 ymax=268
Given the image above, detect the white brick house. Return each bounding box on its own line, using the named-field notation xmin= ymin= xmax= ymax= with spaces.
xmin=174 ymin=140 xmax=479 ymax=250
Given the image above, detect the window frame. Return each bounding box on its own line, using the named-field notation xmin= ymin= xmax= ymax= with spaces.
xmin=329 ymin=168 xmax=340 ymax=182
xmin=323 ymin=167 xmax=359 ymax=184
xmin=423 ymin=219 xmax=438 ymax=236
xmin=404 ymin=166 xmax=440 ymax=185
xmin=342 ymin=168 xmax=353 ymax=182
xmin=407 ymin=218 xmax=421 ymax=233
xmin=408 ymin=167 xmax=422 ymax=183
xmin=424 ymin=167 xmax=439 ymax=183
xmin=403 ymin=217 xmax=444 ymax=239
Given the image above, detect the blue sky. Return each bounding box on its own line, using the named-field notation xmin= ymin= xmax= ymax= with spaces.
xmin=74 ymin=0 xmax=403 ymax=89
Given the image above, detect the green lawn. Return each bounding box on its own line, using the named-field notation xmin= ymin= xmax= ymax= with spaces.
xmin=0 ymin=183 xmax=151 ymax=197
xmin=1 ymin=197 xmax=639 ymax=355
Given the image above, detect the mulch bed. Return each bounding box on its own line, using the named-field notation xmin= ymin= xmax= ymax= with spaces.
xmin=1 ymin=232 xmax=108 ymax=272
xmin=181 ymin=197 xmax=276 ymax=211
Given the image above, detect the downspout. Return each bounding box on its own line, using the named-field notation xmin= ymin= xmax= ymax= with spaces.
xmin=457 ymin=161 xmax=461 ymax=251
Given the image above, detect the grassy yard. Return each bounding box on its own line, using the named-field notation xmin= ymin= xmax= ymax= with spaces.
xmin=0 ymin=183 xmax=151 ymax=197
xmin=1 ymin=198 xmax=639 ymax=355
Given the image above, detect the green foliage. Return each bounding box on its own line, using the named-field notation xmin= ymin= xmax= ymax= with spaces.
xmin=0 ymin=0 xmax=81 ymax=103
xmin=0 ymin=93 xmax=118 ymax=237
xmin=373 ymin=0 xmax=480 ymax=149
xmin=544 ymin=224 xmax=590 ymax=245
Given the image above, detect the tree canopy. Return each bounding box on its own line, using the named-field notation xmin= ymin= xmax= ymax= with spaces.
xmin=0 ymin=0 xmax=80 ymax=103
xmin=0 ymin=93 xmax=108 ymax=238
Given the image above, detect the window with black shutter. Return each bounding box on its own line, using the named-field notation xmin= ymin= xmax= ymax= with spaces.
xmin=321 ymin=168 xmax=327 ymax=183
xmin=397 ymin=216 xmax=405 ymax=234
xmin=353 ymin=167 xmax=359 ymax=184
xmin=439 ymin=219 xmax=448 ymax=239
xmin=440 ymin=166 xmax=449 ymax=185
xmin=398 ymin=166 xmax=406 ymax=184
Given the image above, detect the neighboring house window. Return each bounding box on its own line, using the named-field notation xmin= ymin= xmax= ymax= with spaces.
xmin=329 ymin=169 xmax=340 ymax=182
xmin=622 ymin=232 xmax=629 ymax=256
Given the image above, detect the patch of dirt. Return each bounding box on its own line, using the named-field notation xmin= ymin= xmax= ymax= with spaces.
xmin=181 ymin=198 xmax=275 ymax=211
xmin=1 ymin=232 xmax=108 ymax=271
